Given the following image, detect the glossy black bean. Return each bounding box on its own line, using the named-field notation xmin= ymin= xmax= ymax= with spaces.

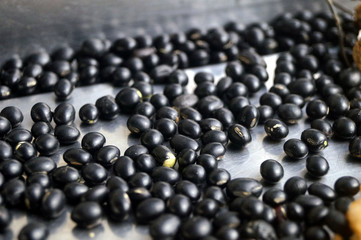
xmin=0 ymin=172 xmax=4 ymax=189
xmin=277 ymin=220 xmax=301 ymax=238
xmin=0 ymin=159 xmax=23 ymax=179
xmin=194 ymin=198 xmax=219 ymax=219
xmin=213 ymin=108 xmax=235 ymax=130
xmin=174 ymin=180 xmax=200 ymax=201
xmin=152 ymin=166 xmax=180 ymax=185
xmin=206 ymin=168 xmax=230 ymax=188
xmin=108 ymin=189 xmax=131 ymax=221
xmin=181 ymin=164 xmax=206 ymax=185
xmin=151 ymin=145 xmax=175 ymax=168
xmin=311 ymin=119 xmax=333 ymax=138
xmin=301 ymin=128 xmax=328 ymax=153
xmin=134 ymin=154 xmax=156 ymax=173
xmin=178 ymin=119 xmax=201 ymax=139
xmin=81 ymin=132 xmax=106 ymax=154
xmin=24 ymin=183 xmax=45 ymax=210
xmin=27 ymin=173 xmax=51 ymax=188
xmin=197 ymin=95 xmax=224 ymax=117
xmin=285 ymin=201 xmax=304 ymax=222
xmin=51 ymin=46 xmax=75 ymax=61
xmin=135 ymin=102 xmax=156 ymax=118
xmin=124 ymin=144 xmax=148 ymax=161
xmin=18 ymin=222 xmax=48 ymax=240
xmin=350 ymin=137 xmax=361 ymax=159
xmin=201 ymin=130 xmax=227 ymax=146
xmin=306 ymin=99 xmax=329 ymax=120
xmin=113 ymin=156 xmax=136 ymax=180
xmin=332 ymin=117 xmax=356 ymax=140
xmin=13 ymin=141 xmax=36 ymax=162
xmin=306 ymin=205 xmax=329 ymax=226
xmin=163 ymin=83 xmax=184 ymax=102
xmin=51 ymin=166 xmax=80 ymax=186
xmin=140 ymin=129 xmax=164 ymax=150
xmin=30 ymin=103 xmax=52 ymax=123
xmin=127 ymin=114 xmax=151 ymax=135
xmin=204 ymin=186 xmax=227 ymax=205
xmin=82 ymin=163 xmax=108 ymax=186
xmin=154 ymin=118 xmax=177 ymax=140
xmin=149 ymin=213 xmax=181 ymax=239
xmin=175 ymin=149 xmax=196 ymax=168
xmin=53 ymin=103 xmax=75 ymax=125
xmin=155 ymin=107 xmax=179 ymax=123
xmin=95 ymin=95 xmax=119 ymax=120
xmin=239 ymin=196 xmax=265 ymax=220
xmin=128 ymin=172 xmax=151 ymax=189
xmin=54 ymin=78 xmax=73 ymax=100
xmin=31 ymin=122 xmax=52 ymax=138
xmin=0 ymin=106 xmax=23 ymax=127
xmin=325 ymin=209 xmax=352 ymax=236
xmin=264 ymin=119 xmax=288 ymax=140
xmin=284 ymin=176 xmax=307 ymax=198
xmin=334 ymin=176 xmax=360 ymax=197
xmin=241 ymin=220 xmax=277 ymax=240
xmin=150 ymin=65 xmax=173 ymax=83
xmin=196 ymin=154 xmax=218 ymax=173
xmin=194 ymin=81 xmax=217 ymax=98
xmin=179 ymin=107 xmax=202 ymax=122
xmin=259 ymin=92 xmax=282 ymax=110
xmin=194 ymin=72 xmax=214 ymax=85
xmin=40 ymin=188 xmax=66 ymax=219
xmin=225 ymin=61 xmax=244 ymax=80
xmin=167 ymin=194 xmax=192 ymax=218
xmin=23 ymin=156 xmax=56 ymax=175
xmin=284 ymin=138 xmax=308 ymax=160
xmin=216 ymin=76 xmax=233 ymax=98
xmin=294 ymin=194 xmax=324 ymax=212
xmin=0 ymin=206 xmax=12 ymax=230
xmin=306 ymin=155 xmax=329 ymax=178
xmin=269 ymin=84 xmax=290 ymax=99
xmin=326 ymin=94 xmax=349 ymax=118
xmin=135 ymin=197 xmax=165 ymax=223
xmin=334 ymin=197 xmax=353 ymax=214
xmin=200 ymin=142 xmax=226 ymax=160
xmin=346 ymin=108 xmax=361 ymax=125
xmin=277 ymin=103 xmax=303 ymax=124
xmin=168 ymin=70 xmax=189 ymax=86
xmin=181 ymin=216 xmax=212 ymax=239
xmin=262 ymin=188 xmax=287 ymax=207
xmin=225 ymin=82 xmax=248 ymax=101
xmin=172 ymin=94 xmax=198 ymax=109
xmin=242 ymin=74 xmax=262 ymax=93
xmin=37 ymin=71 xmax=58 ymax=91
xmin=81 ymin=185 xmax=109 ymax=204
xmin=227 ymin=124 xmax=252 ymax=148
xmin=71 ymin=201 xmax=102 ymax=229
xmin=200 ymin=118 xmax=223 ymax=132
xmin=5 ymin=128 xmax=32 ymax=146
xmin=106 ymin=176 xmax=128 ymax=193
xmin=111 ymin=67 xmax=131 ymax=86
xmin=226 ymin=178 xmax=263 ymax=198
xmin=132 ymin=81 xmax=153 ymax=101
xmin=308 ymin=182 xmax=336 ymax=203
xmin=78 ymin=103 xmax=99 ymax=125
xmin=170 ymin=134 xmax=200 ymax=153
xmin=0 ymin=116 xmax=11 ymax=139
xmin=54 ymin=125 xmax=80 ymax=145
xmin=213 ymin=211 xmax=240 ymax=229
xmin=150 ymin=181 xmax=174 ymax=201
xmin=1 ymin=178 xmax=25 ymax=206
xmin=260 ymin=159 xmax=284 ymax=183
xmin=63 ymin=148 xmax=92 ymax=168
xmin=229 ymin=96 xmax=249 ymax=116
xmin=0 ymin=140 xmax=12 ymax=161
xmin=236 ymin=105 xmax=260 ymax=129
xmin=34 ymin=133 xmax=59 ymax=156
xmin=304 ymin=226 xmax=330 ymax=240
xmin=64 ymin=182 xmax=89 ymax=204
xmin=149 ymin=94 xmax=170 ymax=110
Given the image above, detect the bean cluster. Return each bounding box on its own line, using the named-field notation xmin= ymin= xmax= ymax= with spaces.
xmin=0 ymin=8 xmax=361 ymax=240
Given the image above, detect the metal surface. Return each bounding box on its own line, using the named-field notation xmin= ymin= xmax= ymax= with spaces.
xmin=0 ymin=0 xmax=360 ymax=239
xmin=0 ymin=54 xmax=359 ymax=239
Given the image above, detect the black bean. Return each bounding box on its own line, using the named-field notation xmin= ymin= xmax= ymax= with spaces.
xmin=311 ymin=119 xmax=333 ymax=138
xmin=175 ymin=180 xmax=200 ymax=201
xmin=270 ymin=84 xmax=290 ymax=99
xmin=30 ymin=103 xmax=52 ymax=123
xmin=178 ymin=119 xmax=202 ymax=139
xmin=0 ymin=140 xmax=12 ymax=161
xmin=23 ymin=156 xmax=56 ymax=175
xmin=194 ymin=72 xmax=214 ymax=85
xmin=284 ymin=176 xmax=307 ymax=198
xmin=204 ymin=186 xmax=227 ymax=205
xmin=306 ymin=99 xmax=329 ymax=119
xmin=200 ymin=118 xmax=223 ymax=132
xmin=113 ymin=156 xmax=136 ymax=180
xmin=0 ymin=206 xmax=12 ymax=230
xmin=197 ymin=95 xmax=223 ymax=117
xmin=82 ymin=163 xmax=108 ymax=186
xmin=284 ymin=94 xmax=305 ymax=109
xmin=349 ymin=136 xmax=361 ymax=159
xmin=277 ymin=103 xmax=303 ymax=124
xmin=216 ymin=76 xmax=233 ymax=97
xmin=156 ymin=106 xmax=179 ymax=123
xmin=41 ymin=188 xmax=65 ymax=219
xmin=150 ymin=181 xmax=174 ymax=201
xmin=52 ymin=46 xmax=75 ymax=61
xmin=134 ymin=154 xmax=157 ymax=173
xmin=334 ymin=176 xmax=360 ymax=197
xmin=194 ymin=198 xmax=219 ymax=218
xmin=213 ymin=108 xmax=235 ymax=130
xmin=207 ymin=168 xmax=231 ymax=188
xmin=264 ymin=119 xmax=289 ymax=140
xmin=294 ymin=194 xmax=324 ymax=211
xmin=71 ymin=201 xmax=103 ymax=229
xmin=149 ymin=214 xmax=181 ymax=239
xmin=163 ymin=83 xmax=184 ymax=101
xmin=81 ymin=185 xmax=109 ymax=204
xmin=34 ymin=133 xmax=59 ymax=156
xmin=108 ymin=189 xmax=131 ymax=221
xmin=167 ymin=194 xmax=192 ymax=218
xmin=179 ymin=107 xmax=202 ymax=122
xmin=308 ymin=182 xmax=336 ymax=203
xmin=229 ymin=96 xmax=250 ymax=116
xmin=168 ymin=70 xmax=189 ymax=86
xmin=79 ymin=103 xmax=99 ymax=125
xmin=128 ymin=172 xmax=152 ymax=189
xmin=1 ymin=179 xmax=25 ymax=206
xmin=306 ymin=155 xmax=329 ymax=178
xmin=284 ymin=138 xmax=308 ymax=160
xmin=201 ymin=130 xmax=228 ymax=146
xmin=13 ymin=141 xmax=37 ymax=162
xmin=196 ymin=154 xmax=218 ymax=173
xmin=151 ymin=145 xmax=176 ymax=168
xmin=1 ymin=68 xmax=21 ymax=87
xmin=0 ymin=159 xmax=23 ymax=179
xmin=127 ymin=114 xmax=151 ymax=135
xmin=182 ymin=164 xmax=206 ymax=185
xmin=286 ymin=202 xmax=304 ymax=222
xmin=95 ymin=95 xmax=119 ymax=120
xmin=213 ymin=210 xmax=240 ymax=229
xmin=304 ymin=226 xmax=330 ymax=240
xmin=325 ymin=209 xmax=352 ymax=237
xmin=136 ymin=197 xmax=165 ymax=223
xmin=31 ymin=122 xmax=52 ymax=138
xmin=132 ymin=81 xmax=153 ymax=101
xmin=334 ymin=196 xmax=353 ymax=214
xmin=326 ymin=94 xmax=349 ymax=118
xmin=5 ymin=128 xmax=32 ymax=146
xmin=263 ymin=188 xmax=287 ymax=207
xmin=135 ymin=102 xmax=156 ymax=118
xmin=227 ymin=124 xmax=252 ymax=148
xmin=63 ymin=148 xmax=92 ymax=167
xmin=259 ymin=92 xmax=282 ymax=110
xmin=154 ymin=118 xmax=177 ymax=140
xmin=38 ymin=71 xmax=58 ymax=91
xmin=277 ymin=220 xmax=301 ymax=238
xmin=173 ymin=94 xmax=199 ymax=109
xmin=54 ymin=78 xmax=73 ymax=100
xmin=177 ymin=149 xmax=197 ymax=168
xmin=236 ymin=105 xmax=260 ymax=129
xmin=181 ymin=216 xmax=212 ymax=239
xmin=53 ymin=103 xmax=75 ymax=125
xmin=54 ymin=125 xmax=80 ymax=145
xmin=18 ymin=222 xmax=48 ymax=240
xmin=332 ymin=116 xmax=356 ymax=140
xmin=152 ymin=166 xmax=180 ymax=185
xmin=226 ymin=178 xmax=263 ymax=198
xmin=150 ymin=94 xmax=170 ymax=110
xmin=124 ymin=144 xmax=148 ymax=161
xmin=260 ymin=159 xmax=284 ymax=183
xmin=106 ymin=176 xmax=129 ymax=193
xmin=140 ymin=129 xmax=164 ymax=150
xmin=81 ymin=132 xmax=106 ymax=154
xmin=64 ymin=182 xmax=89 ymax=204
xmin=0 ymin=106 xmax=23 ymax=127
xmin=51 ymin=166 xmax=80 ymax=186
xmin=301 ymin=128 xmax=328 ymax=153
xmin=24 ymin=183 xmax=45 ymax=210
xmin=170 ymin=134 xmax=200 ymax=153
xmin=27 ymin=173 xmax=51 ymax=188
xmin=0 ymin=116 xmax=11 ymax=139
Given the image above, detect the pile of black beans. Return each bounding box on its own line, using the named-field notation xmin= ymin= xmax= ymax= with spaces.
xmin=0 ymin=8 xmax=361 ymax=240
